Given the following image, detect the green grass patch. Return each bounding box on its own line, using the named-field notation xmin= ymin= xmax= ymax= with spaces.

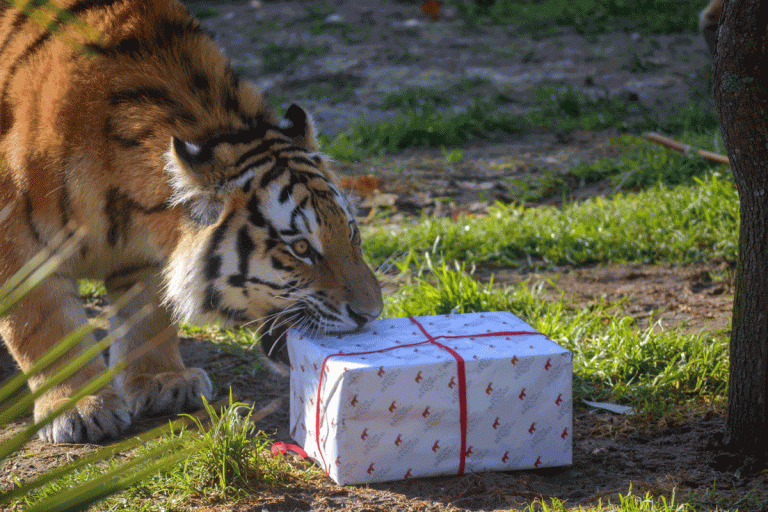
xmin=192 ymin=7 xmax=219 ymax=20
xmin=320 ymin=100 xmax=527 ymax=159
xmin=528 ymin=85 xmax=644 ymax=132
xmin=526 ymin=487 xmax=695 ymax=511
xmin=260 ymin=44 xmax=324 ymax=74
xmin=16 ymin=395 xmax=311 ymax=511
xmin=459 ymin=0 xmax=701 ymax=35
xmin=321 ymin=78 xmax=717 ymax=159
xmin=379 ymin=76 xmax=494 ymax=111
xmin=572 ymin=131 xmax=727 ymax=190
xmin=364 ymin=171 xmax=738 ymax=268
xmin=384 ymin=259 xmax=728 ymax=409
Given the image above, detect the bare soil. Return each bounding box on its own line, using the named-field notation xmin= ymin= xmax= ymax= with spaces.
xmin=3 ymin=1 xmax=766 ymax=510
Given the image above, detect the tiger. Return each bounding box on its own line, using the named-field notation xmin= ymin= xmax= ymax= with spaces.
xmin=0 ymin=0 xmax=383 ymax=444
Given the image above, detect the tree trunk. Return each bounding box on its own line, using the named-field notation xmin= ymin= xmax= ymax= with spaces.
xmin=712 ymin=0 xmax=768 ymax=458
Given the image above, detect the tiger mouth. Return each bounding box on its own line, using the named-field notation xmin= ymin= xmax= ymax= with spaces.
xmin=258 ymin=305 xmax=363 ymax=363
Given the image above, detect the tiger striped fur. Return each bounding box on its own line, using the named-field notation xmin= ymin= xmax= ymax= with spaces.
xmin=0 ymin=0 xmax=382 ymax=444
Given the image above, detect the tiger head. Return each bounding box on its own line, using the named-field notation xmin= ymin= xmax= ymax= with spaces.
xmin=162 ymin=104 xmax=383 ymax=361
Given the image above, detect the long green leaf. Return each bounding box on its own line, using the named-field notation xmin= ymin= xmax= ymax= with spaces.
xmin=5 ymin=394 xmax=234 ymax=510
xmin=0 ymin=303 xmax=151 ymax=427
xmin=0 ymin=227 xmax=85 ymax=317
xmin=0 ymin=323 xmax=96 ymax=408
xmin=1 ymin=410 xmax=199 ymax=505
xmin=0 ymin=282 xmax=144 ymax=406
xmin=26 ymin=437 xmax=188 ymax=512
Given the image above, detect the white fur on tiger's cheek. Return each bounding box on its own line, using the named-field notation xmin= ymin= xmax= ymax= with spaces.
xmin=263 ymin=181 xmax=322 ymax=252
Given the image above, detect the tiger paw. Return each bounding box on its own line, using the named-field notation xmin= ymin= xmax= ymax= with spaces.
xmin=35 ymin=387 xmax=131 ymax=444
xmin=123 ymin=368 xmax=213 ymax=417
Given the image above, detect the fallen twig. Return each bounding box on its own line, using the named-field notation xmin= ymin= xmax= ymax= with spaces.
xmin=643 ymin=132 xmax=730 ymax=165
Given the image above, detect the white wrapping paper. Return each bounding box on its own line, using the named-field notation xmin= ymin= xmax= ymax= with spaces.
xmin=287 ymin=311 xmax=572 ymax=484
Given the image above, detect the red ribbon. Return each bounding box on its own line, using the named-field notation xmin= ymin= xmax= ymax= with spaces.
xmin=271 ymin=441 xmax=309 ymax=459
xmin=313 ymin=315 xmax=545 ymax=477
xmin=409 ymin=316 xmax=470 ymax=474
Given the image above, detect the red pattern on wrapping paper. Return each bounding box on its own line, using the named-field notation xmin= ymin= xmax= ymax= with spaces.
xmin=312 ymin=317 xmax=546 ymax=477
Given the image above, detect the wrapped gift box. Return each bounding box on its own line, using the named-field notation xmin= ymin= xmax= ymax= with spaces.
xmin=287 ymin=311 xmax=572 ymax=485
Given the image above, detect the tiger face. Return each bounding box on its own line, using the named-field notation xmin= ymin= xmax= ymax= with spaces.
xmin=0 ymin=0 xmax=381 ymax=443
xmin=163 ymin=106 xmax=383 ymax=360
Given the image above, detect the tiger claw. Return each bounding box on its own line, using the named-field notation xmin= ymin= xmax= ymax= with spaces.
xmin=122 ymin=368 xmax=213 ymax=417
xmin=35 ymin=388 xmax=131 ymax=444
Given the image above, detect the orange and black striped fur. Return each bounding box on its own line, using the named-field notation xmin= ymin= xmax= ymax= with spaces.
xmin=0 ymin=0 xmax=382 ymax=443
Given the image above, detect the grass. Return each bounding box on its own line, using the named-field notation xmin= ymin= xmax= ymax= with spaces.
xmin=527 ymin=85 xmax=645 ymax=133
xmin=320 ymin=77 xmax=717 ymax=161
xmin=526 ymin=487 xmax=694 ymax=511
xmin=260 ymin=44 xmax=324 ymax=74
xmin=191 ymin=7 xmax=218 ymax=20
xmin=378 ymin=77 xmax=496 ymax=111
xmin=457 ymin=0 xmax=702 ymax=35
xmin=571 ymin=134 xmax=726 ymax=191
xmin=13 ymin=395 xmax=311 ymax=511
xmin=363 ymin=170 xmax=738 ymax=269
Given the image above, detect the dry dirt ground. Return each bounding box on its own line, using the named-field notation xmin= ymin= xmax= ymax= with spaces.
xmin=3 ymin=0 xmax=768 ymax=510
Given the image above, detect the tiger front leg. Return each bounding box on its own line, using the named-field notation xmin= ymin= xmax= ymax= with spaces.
xmin=0 ymin=273 xmax=131 ymax=444
xmin=105 ymin=266 xmax=213 ymax=418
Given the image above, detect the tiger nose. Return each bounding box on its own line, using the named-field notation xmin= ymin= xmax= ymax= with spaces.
xmin=346 ymin=304 xmax=381 ymax=328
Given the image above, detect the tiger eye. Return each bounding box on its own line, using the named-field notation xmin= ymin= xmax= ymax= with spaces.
xmin=292 ymin=239 xmax=310 ymax=256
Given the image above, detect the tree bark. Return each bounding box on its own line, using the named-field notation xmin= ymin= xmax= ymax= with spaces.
xmin=712 ymin=0 xmax=768 ymax=458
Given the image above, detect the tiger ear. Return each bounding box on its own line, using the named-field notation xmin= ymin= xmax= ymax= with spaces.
xmin=165 ymin=137 xmax=225 ymax=226
xmin=280 ymin=104 xmax=319 ymax=150
xmin=172 ymin=136 xmax=212 ymax=168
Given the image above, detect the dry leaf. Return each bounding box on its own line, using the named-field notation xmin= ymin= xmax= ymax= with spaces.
xmin=421 ymin=0 xmax=442 ymax=21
